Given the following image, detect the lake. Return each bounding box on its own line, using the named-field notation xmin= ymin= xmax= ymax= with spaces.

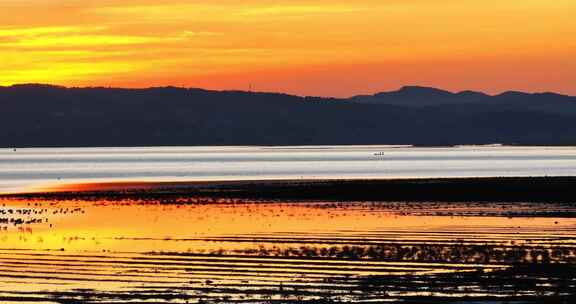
xmin=1 ymin=145 xmax=576 ymax=194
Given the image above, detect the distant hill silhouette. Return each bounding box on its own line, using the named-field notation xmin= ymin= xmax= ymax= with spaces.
xmin=1 ymin=84 xmax=575 ymax=147
xmin=351 ymin=86 xmax=489 ymax=106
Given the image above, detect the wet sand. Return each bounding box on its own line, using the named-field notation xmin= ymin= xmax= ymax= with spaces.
xmin=5 ymin=176 xmax=576 ymax=203
xmin=0 ymin=195 xmax=575 ymax=303
xmin=1 ymin=177 xmax=575 ymax=303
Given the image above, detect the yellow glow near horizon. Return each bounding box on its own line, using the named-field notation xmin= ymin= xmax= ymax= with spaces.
xmin=1 ymin=0 xmax=575 ymax=96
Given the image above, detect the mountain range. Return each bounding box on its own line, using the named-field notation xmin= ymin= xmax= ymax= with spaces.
xmin=1 ymin=84 xmax=575 ymax=147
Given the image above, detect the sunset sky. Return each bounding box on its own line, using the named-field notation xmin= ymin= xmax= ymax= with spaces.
xmin=1 ymin=0 xmax=575 ymax=97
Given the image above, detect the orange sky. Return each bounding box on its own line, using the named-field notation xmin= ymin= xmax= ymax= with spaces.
xmin=1 ymin=0 xmax=575 ymax=97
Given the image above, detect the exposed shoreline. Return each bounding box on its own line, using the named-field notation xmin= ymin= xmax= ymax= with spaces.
xmin=3 ymin=176 xmax=576 ymax=203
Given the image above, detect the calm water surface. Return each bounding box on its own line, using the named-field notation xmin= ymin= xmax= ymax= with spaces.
xmin=1 ymin=145 xmax=575 ymax=193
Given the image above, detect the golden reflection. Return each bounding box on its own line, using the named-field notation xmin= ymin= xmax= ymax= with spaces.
xmin=0 ymin=199 xmax=574 ymax=254
xmin=0 ymin=198 xmax=574 ymax=301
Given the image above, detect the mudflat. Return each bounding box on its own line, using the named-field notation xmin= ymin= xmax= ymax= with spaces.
xmin=8 ymin=176 xmax=576 ymax=203
xmin=0 ymin=177 xmax=575 ymax=303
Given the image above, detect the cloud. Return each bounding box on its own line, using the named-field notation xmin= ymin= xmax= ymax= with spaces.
xmin=0 ymin=25 xmax=192 ymax=49
xmin=0 ymin=26 xmax=105 ymax=37
xmin=90 ymin=2 xmax=368 ymax=23
xmin=180 ymin=31 xmax=224 ymax=38
xmin=239 ymin=5 xmax=366 ymax=16
xmin=2 ymin=0 xmax=575 ymax=95
xmin=0 ymin=61 xmax=139 ymax=86
xmin=7 ymin=35 xmax=174 ymax=48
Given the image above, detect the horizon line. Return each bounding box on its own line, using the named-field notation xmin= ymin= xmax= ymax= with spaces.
xmin=1 ymin=82 xmax=573 ymax=99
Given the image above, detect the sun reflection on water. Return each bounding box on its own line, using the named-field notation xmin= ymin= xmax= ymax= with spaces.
xmin=0 ymin=198 xmax=574 ymax=302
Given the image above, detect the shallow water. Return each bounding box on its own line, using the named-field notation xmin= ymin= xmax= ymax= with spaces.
xmin=0 ymin=199 xmax=574 ymax=303
xmin=1 ymin=145 xmax=576 ymax=194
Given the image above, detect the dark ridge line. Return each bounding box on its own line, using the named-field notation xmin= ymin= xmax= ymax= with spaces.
xmin=3 ymin=83 xmax=576 ymax=148
xmin=5 ymin=176 xmax=576 ymax=203
xmin=3 ymin=83 xmax=576 ymax=101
